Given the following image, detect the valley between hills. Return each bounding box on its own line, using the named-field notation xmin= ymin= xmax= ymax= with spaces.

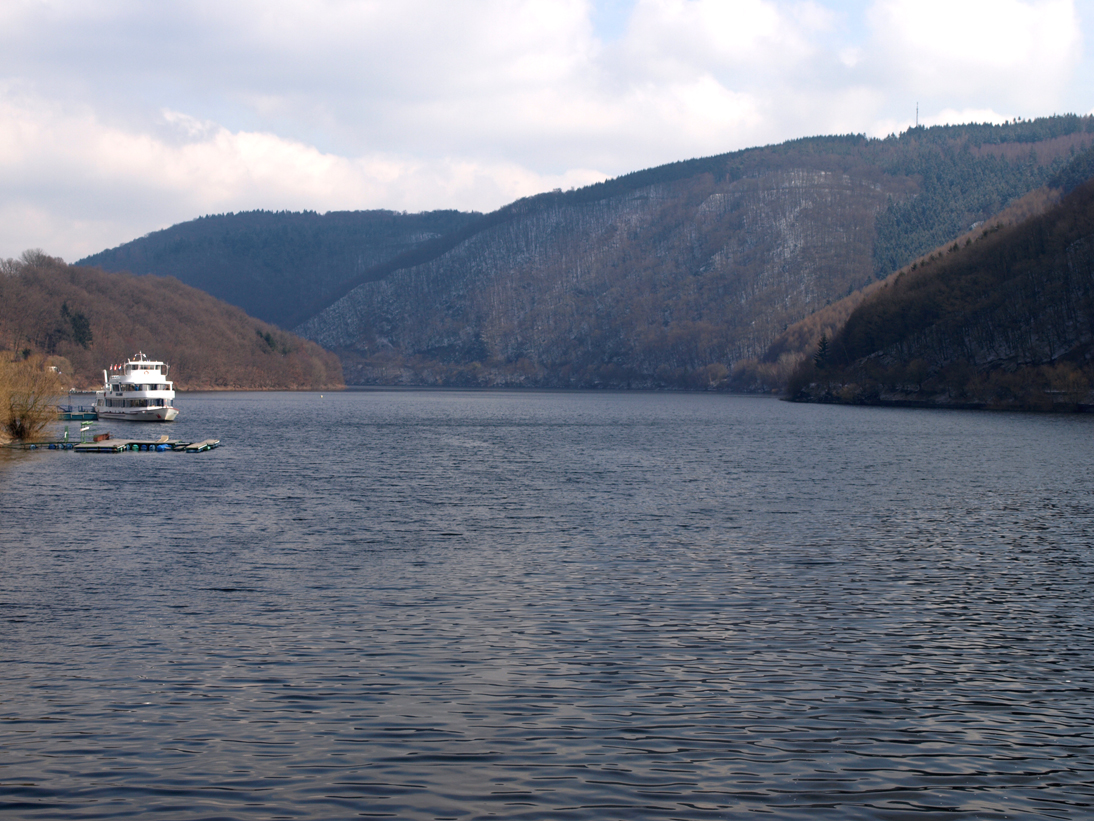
xmin=6 ymin=115 xmax=1094 ymax=411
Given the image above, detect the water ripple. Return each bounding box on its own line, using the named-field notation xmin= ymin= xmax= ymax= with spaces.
xmin=2 ymin=392 xmax=1093 ymax=818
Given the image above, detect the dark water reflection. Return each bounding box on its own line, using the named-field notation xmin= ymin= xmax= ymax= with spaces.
xmin=2 ymin=390 xmax=1093 ymax=819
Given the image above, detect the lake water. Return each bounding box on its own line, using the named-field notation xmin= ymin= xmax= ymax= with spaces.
xmin=2 ymin=390 xmax=1093 ymax=819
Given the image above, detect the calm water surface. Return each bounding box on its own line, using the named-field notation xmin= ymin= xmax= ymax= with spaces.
xmin=1 ymin=390 xmax=1093 ymax=819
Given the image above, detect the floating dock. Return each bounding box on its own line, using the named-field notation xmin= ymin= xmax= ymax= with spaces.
xmin=75 ymin=438 xmax=220 ymax=454
xmin=12 ymin=436 xmax=219 ymax=454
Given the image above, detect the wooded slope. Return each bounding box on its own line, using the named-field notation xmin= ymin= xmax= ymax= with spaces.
xmin=739 ymin=183 xmax=1068 ymax=392
xmin=0 ymin=254 xmax=343 ymax=390
xmin=786 ymin=171 xmax=1094 ymax=410
xmin=294 ymin=118 xmax=1094 ymax=388
xmin=79 ymin=209 xmax=480 ymax=328
xmin=71 ymin=116 xmax=1094 ymax=390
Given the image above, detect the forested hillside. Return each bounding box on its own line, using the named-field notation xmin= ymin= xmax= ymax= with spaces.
xmin=79 ymin=209 xmax=480 ymax=327
xmin=293 ymin=117 xmax=1094 ymax=388
xmin=0 ymin=253 xmax=343 ymax=390
xmin=74 ymin=116 xmax=1094 ymax=389
xmin=786 ymin=170 xmax=1094 ymax=410
xmin=737 ymin=183 xmax=1068 ymax=392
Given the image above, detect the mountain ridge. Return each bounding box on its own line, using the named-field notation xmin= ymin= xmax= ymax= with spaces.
xmin=76 ymin=115 xmax=1094 ymax=391
xmin=79 ymin=209 xmax=481 ymax=328
xmin=295 ymin=118 xmax=1094 ymax=388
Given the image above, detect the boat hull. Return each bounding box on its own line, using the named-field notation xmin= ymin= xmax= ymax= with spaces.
xmin=96 ymin=407 xmax=179 ymax=422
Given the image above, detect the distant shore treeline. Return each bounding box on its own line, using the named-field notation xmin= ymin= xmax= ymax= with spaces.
xmin=0 ymin=252 xmax=344 ymax=392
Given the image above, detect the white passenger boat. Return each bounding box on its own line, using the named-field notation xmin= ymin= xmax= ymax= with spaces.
xmin=94 ymin=352 xmax=180 ymax=422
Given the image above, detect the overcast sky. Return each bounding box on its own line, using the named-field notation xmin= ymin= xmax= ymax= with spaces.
xmin=1 ymin=0 xmax=1090 ymax=261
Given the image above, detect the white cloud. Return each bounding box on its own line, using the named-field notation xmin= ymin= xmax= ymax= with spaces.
xmin=0 ymin=92 xmax=608 ymax=260
xmin=839 ymin=47 xmax=863 ymax=68
xmin=868 ymin=0 xmax=1081 ymax=109
xmin=0 ymin=0 xmax=1089 ymax=260
xmin=627 ymin=0 xmax=789 ymax=69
